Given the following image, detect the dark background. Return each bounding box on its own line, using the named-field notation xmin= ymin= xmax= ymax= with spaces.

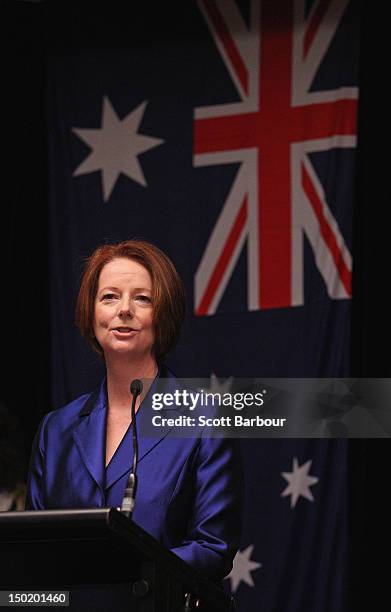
xmin=0 ymin=0 xmax=388 ymax=609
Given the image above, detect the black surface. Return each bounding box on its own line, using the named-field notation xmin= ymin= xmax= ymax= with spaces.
xmin=0 ymin=508 xmax=232 ymax=611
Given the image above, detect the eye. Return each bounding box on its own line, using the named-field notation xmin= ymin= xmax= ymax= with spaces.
xmin=135 ymin=295 xmax=152 ymax=303
xmin=102 ymin=293 xmax=118 ymax=301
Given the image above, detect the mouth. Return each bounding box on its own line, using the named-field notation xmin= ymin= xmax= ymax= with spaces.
xmin=111 ymin=327 xmax=139 ymax=337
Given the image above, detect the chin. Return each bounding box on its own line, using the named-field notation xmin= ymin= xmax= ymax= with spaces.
xmin=108 ymin=343 xmax=150 ymax=357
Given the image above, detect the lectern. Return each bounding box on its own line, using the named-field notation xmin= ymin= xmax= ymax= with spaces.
xmin=0 ymin=508 xmax=233 ymax=611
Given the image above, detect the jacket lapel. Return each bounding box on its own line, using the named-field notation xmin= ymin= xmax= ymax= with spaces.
xmin=72 ymin=380 xmax=107 ymax=495
xmin=105 ymin=367 xmax=179 ymax=490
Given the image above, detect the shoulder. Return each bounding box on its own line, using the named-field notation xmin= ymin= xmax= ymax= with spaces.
xmin=39 ymin=387 xmax=98 ymax=435
xmin=50 ymin=392 xmax=92 ymax=421
xmin=29 ymin=388 xmax=96 ymax=458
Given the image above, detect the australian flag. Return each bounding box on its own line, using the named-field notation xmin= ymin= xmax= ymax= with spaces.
xmin=48 ymin=1 xmax=359 ymax=610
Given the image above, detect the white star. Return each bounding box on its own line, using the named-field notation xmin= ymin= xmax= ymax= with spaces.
xmin=72 ymin=96 xmax=164 ymax=201
xmin=202 ymin=372 xmax=234 ymax=394
xmin=197 ymin=373 xmax=234 ymax=410
xmin=281 ymin=457 xmax=319 ymax=508
xmin=226 ymin=545 xmax=262 ymax=592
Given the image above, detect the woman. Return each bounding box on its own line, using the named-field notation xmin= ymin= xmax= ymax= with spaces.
xmin=26 ymin=240 xmax=242 ymax=580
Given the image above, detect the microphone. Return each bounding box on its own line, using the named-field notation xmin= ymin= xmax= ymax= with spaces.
xmin=121 ymin=378 xmax=143 ymax=517
xmin=130 ymin=379 xmax=143 ymax=397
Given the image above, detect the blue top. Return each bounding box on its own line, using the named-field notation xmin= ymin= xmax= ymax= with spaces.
xmin=26 ymin=367 xmax=243 ymax=580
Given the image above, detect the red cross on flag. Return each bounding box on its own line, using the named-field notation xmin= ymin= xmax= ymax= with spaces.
xmin=193 ymin=0 xmax=358 ymax=315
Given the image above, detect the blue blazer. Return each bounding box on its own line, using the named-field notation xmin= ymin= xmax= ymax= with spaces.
xmin=26 ymin=368 xmax=242 ymax=580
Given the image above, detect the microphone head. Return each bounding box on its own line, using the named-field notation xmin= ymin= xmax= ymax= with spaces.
xmin=130 ymin=379 xmax=143 ymax=397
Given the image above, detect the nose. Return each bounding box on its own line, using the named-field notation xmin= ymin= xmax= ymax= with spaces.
xmin=118 ymin=297 xmax=134 ymax=318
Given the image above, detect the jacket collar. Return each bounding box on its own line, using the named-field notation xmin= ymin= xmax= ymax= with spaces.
xmin=72 ymin=380 xmax=107 ymax=494
xmin=72 ymin=366 xmax=180 ymax=491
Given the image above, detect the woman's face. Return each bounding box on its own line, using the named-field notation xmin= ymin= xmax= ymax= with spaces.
xmin=93 ymin=257 xmax=155 ymax=360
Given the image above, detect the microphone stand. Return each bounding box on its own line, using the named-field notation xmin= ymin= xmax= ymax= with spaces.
xmin=120 ymin=379 xmax=143 ymax=518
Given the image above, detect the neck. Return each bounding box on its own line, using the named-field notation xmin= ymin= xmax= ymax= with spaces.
xmin=105 ymin=353 xmax=158 ymax=413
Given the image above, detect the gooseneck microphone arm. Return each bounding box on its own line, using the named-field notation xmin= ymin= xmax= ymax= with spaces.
xmin=120 ymin=379 xmax=143 ymax=518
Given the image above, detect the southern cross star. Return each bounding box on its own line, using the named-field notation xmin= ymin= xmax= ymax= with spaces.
xmin=281 ymin=457 xmax=319 ymax=508
xmin=226 ymin=545 xmax=262 ymax=592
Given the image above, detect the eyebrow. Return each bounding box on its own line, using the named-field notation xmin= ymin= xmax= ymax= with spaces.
xmin=98 ymin=286 xmax=152 ymax=293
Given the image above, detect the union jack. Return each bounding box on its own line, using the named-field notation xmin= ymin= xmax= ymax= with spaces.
xmin=193 ymin=0 xmax=358 ymax=315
